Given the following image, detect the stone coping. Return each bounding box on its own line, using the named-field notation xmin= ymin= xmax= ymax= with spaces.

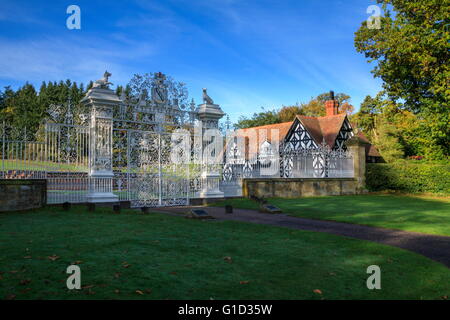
xmin=0 ymin=179 xmax=47 ymax=185
xmin=243 ymin=177 xmax=356 ymax=182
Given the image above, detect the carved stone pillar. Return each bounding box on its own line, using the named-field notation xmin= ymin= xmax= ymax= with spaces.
xmin=345 ymin=136 xmax=370 ymax=194
xmin=197 ymin=89 xmax=225 ymax=199
xmin=81 ymin=72 xmax=120 ymax=203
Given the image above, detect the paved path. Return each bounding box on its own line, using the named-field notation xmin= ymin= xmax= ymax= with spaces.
xmin=155 ymin=206 xmax=450 ymax=268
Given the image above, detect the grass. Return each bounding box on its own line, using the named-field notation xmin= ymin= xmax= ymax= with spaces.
xmin=0 ymin=205 xmax=449 ymax=300
xmin=1 ymin=159 xmax=88 ymax=172
xmin=211 ymin=194 xmax=450 ymax=237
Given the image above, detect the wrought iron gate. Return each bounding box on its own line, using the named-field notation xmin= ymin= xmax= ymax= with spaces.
xmin=112 ymin=129 xmax=190 ymax=207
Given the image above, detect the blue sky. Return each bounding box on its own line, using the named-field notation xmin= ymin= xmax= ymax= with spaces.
xmin=0 ymin=0 xmax=382 ymax=123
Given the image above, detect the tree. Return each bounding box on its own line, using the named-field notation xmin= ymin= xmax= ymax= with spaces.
xmin=354 ymin=0 xmax=449 ymax=158
xmin=234 ymin=108 xmax=280 ymax=129
xmin=372 ymin=116 xmax=404 ymax=162
xmin=301 ymin=92 xmax=354 ymax=117
xmin=0 ymin=86 xmax=16 ymax=124
xmin=299 ymin=98 xmax=326 ymax=117
xmin=317 ymin=92 xmax=354 ymax=115
xmin=352 ymin=94 xmax=384 ymax=141
xmin=278 ymin=105 xmax=303 ymax=122
xmin=0 ymin=80 xmax=88 ymax=140
xmin=353 ymin=91 xmax=438 ymax=159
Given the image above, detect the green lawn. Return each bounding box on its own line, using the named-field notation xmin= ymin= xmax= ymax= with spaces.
xmin=212 ymin=194 xmax=450 ymax=237
xmin=0 ymin=205 xmax=449 ymax=300
xmin=1 ymin=159 xmax=87 ymax=172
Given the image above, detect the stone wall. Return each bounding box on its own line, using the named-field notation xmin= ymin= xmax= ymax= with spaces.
xmin=0 ymin=180 xmax=47 ymax=212
xmin=243 ymin=178 xmax=361 ymax=198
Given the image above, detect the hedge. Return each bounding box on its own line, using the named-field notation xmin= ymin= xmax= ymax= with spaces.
xmin=366 ymin=161 xmax=450 ymax=194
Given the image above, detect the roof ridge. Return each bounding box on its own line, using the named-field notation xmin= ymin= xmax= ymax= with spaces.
xmin=238 ymin=121 xmax=293 ymax=131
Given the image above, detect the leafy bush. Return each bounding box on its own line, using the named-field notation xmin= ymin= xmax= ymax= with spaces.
xmin=366 ymin=160 xmax=450 ymax=194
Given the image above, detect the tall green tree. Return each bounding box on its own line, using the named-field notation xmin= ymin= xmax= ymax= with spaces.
xmin=354 ymin=0 xmax=449 ymax=158
xmin=278 ymin=105 xmax=303 ymax=122
xmin=373 ymin=116 xmax=404 ymax=162
xmin=352 ymin=94 xmax=384 ymax=141
xmin=234 ymin=108 xmax=280 ymax=129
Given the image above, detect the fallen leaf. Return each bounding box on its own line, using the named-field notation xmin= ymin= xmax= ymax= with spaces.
xmin=224 ymin=256 xmax=232 ymax=263
xmin=9 ymin=270 xmax=19 ymax=274
xmin=169 ymin=271 xmax=177 ymax=275
xmin=329 ymin=272 xmax=336 ymax=276
xmin=145 ymin=288 xmax=152 ymax=294
xmin=82 ymin=285 xmax=94 ymax=289
xmin=72 ymin=261 xmax=83 ymax=265
xmin=114 ymin=272 xmax=121 ymax=278
xmin=48 ymin=255 xmax=60 ymax=261
xmin=313 ymin=289 xmax=322 ymax=295
xmin=6 ymin=294 xmax=16 ymax=300
xmin=114 ymin=289 xmax=120 ymax=294
xmin=135 ymin=290 xmax=144 ymax=295
xmin=239 ymin=281 xmax=249 ymax=285
xmin=85 ymin=289 xmax=95 ymax=295
xmin=442 ymin=296 xmax=448 ymax=300
xmin=20 ymin=279 xmax=31 ymax=285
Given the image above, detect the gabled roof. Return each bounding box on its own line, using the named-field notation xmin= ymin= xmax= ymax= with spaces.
xmin=236 ymin=121 xmax=292 ymax=143
xmin=235 ymin=113 xmax=382 ymax=158
xmin=295 ymin=113 xmax=347 ymax=148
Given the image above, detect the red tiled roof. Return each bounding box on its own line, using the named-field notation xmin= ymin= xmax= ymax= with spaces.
xmin=236 ymin=121 xmax=292 ymax=141
xmin=236 ymin=121 xmax=292 ymax=155
xmin=237 ymin=114 xmax=382 ymax=158
xmin=296 ymin=113 xmax=346 ymax=148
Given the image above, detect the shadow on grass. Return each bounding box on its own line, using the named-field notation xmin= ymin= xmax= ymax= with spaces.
xmin=0 ymin=205 xmax=449 ymax=300
xmin=212 ymin=194 xmax=450 ymax=236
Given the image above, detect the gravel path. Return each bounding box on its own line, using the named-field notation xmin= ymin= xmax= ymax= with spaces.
xmin=155 ymin=206 xmax=450 ymax=268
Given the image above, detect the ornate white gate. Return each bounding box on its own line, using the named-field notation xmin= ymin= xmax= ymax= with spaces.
xmin=106 ymin=72 xmax=204 ymax=208
xmin=112 ymin=129 xmax=190 ymax=207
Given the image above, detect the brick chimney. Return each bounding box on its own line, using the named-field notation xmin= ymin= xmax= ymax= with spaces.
xmin=325 ymin=90 xmax=339 ymax=116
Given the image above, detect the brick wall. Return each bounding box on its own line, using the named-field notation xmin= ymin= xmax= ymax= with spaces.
xmin=0 ymin=180 xmax=47 ymax=212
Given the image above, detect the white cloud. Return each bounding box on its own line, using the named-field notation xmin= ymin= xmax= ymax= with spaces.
xmin=0 ymin=35 xmax=156 ymax=86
